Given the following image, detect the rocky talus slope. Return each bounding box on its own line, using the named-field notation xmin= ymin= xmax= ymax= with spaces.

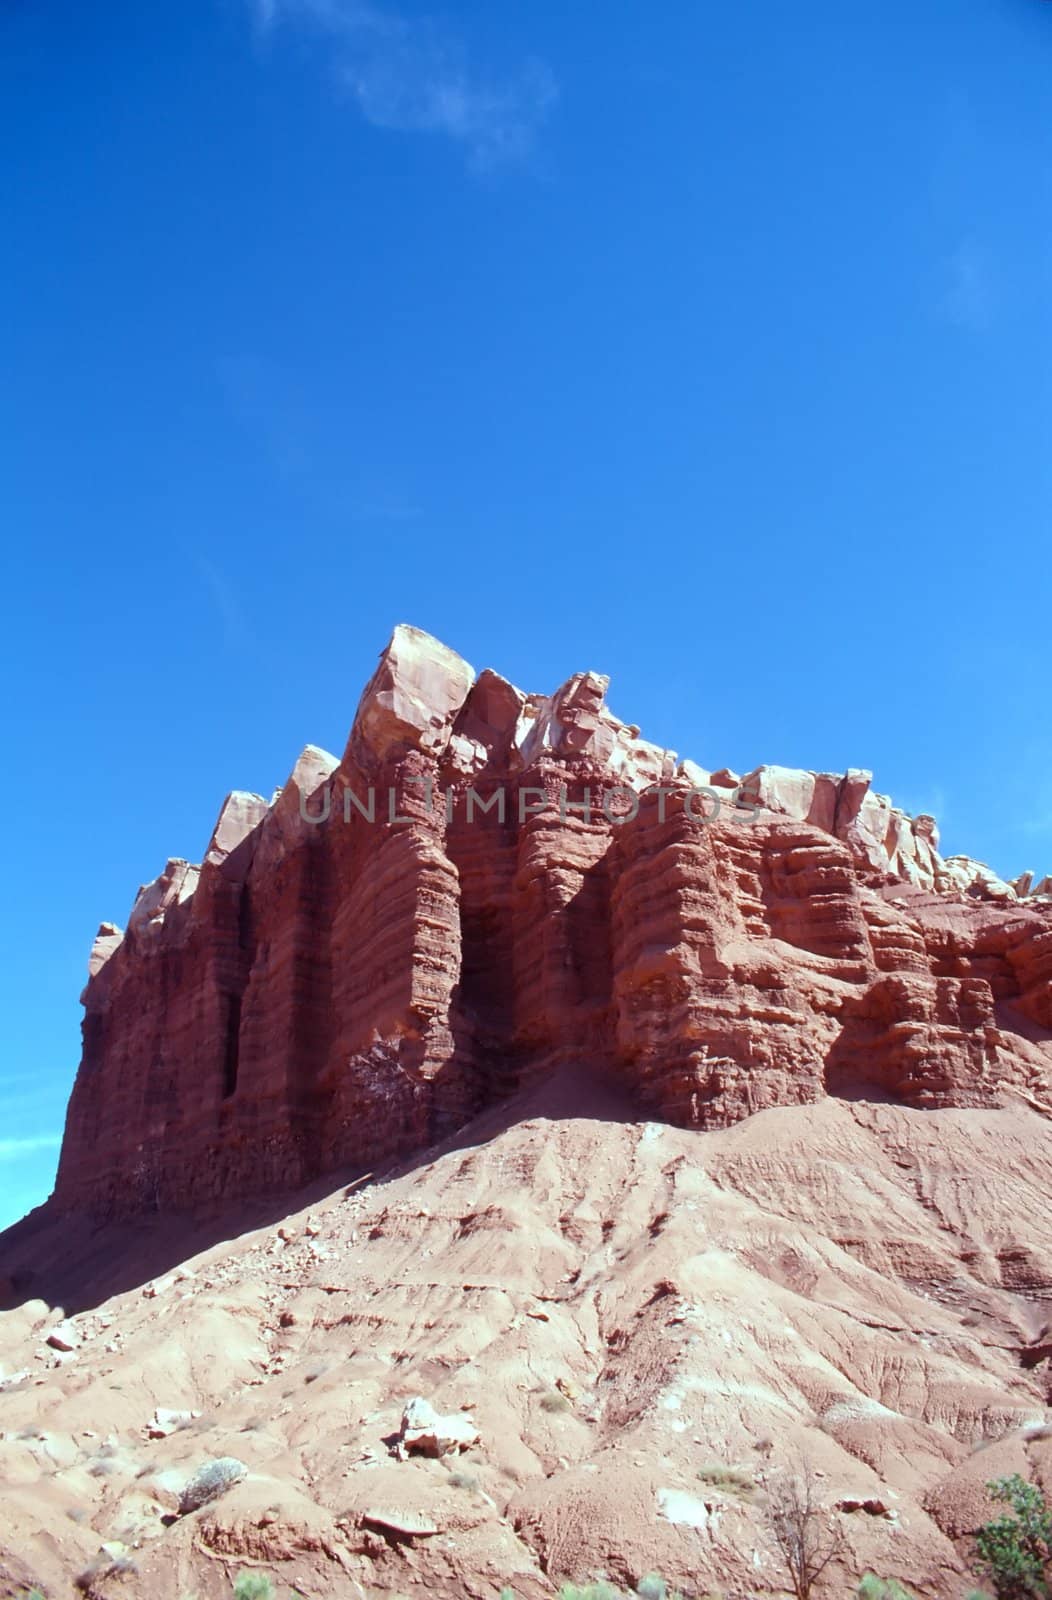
xmin=2 ymin=624 xmax=1052 ymax=1600
xmin=4 ymin=1076 xmax=1052 ymax=1600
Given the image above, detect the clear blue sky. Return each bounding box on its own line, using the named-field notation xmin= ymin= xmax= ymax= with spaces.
xmin=2 ymin=0 xmax=1050 ymax=1230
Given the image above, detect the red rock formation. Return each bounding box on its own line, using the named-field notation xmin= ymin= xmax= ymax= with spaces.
xmin=54 ymin=625 xmax=1052 ymax=1218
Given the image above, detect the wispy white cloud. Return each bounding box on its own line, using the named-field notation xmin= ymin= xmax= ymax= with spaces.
xmin=195 ymin=554 xmax=253 ymax=652
xmin=0 ymin=1134 xmax=61 ymax=1162
xmin=942 ymin=238 xmax=996 ymax=332
xmin=248 ymin=0 xmax=556 ymax=170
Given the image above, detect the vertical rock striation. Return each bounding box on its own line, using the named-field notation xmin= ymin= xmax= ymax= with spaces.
xmin=54 ymin=624 xmax=1052 ymax=1218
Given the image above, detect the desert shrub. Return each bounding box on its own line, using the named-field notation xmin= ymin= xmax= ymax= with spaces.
xmin=540 ymin=1390 xmax=571 ymax=1413
xmin=764 ymin=1459 xmax=845 ymax=1600
xmin=449 ymin=1468 xmax=480 ymax=1491
xmin=179 ymin=1456 xmax=248 ymax=1514
xmin=637 ymin=1575 xmax=690 ymax=1600
xmin=697 ymin=1463 xmax=756 ymax=1499
xmin=559 ymin=1585 xmax=623 ymax=1600
xmin=75 ymin=1556 xmax=138 ymax=1591
xmin=857 ymin=1577 xmax=917 ymax=1600
xmin=232 ymin=1575 xmax=273 ymax=1600
xmin=975 ymin=1475 xmax=1052 ymax=1599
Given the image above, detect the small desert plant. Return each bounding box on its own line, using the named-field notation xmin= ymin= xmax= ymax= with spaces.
xmin=697 ymin=1463 xmax=756 ymax=1499
xmin=559 ymin=1585 xmax=623 ymax=1600
xmin=637 ymin=1575 xmax=690 ymax=1600
xmin=179 ymin=1455 xmax=248 ymax=1514
xmin=974 ymin=1475 xmax=1052 ymax=1599
xmin=75 ymin=1556 xmax=138 ymax=1591
xmin=232 ymin=1574 xmax=273 ymax=1600
xmin=857 ymin=1577 xmax=917 ymax=1600
xmin=540 ymin=1389 xmax=571 ymax=1413
xmin=179 ymin=1411 xmax=215 ymax=1432
xmin=764 ymin=1458 xmax=846 ymax=1600
xmin=448 ymin=1468 xmax=480 ymax=1491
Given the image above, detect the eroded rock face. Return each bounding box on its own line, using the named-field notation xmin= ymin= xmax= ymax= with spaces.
xmin=347 ymin=623 xmax=475 ymax=768
xmin=52 ymin=625 xmax=1052 ymax=1219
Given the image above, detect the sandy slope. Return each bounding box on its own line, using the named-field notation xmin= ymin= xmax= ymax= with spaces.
xmin=3 ymin=1073 xmax=1052 ymax=1600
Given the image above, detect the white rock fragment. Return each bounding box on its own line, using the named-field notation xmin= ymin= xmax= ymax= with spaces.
xmin=396 ymin=1396 xmax=479 ymax=1458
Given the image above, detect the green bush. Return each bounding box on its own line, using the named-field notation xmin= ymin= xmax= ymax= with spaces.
xmin=975 ymin=1475 xmax=1052 ymax=1599
xmin=232 ymin=1574 xmax=273 ymax=1600
xmin=697 ymin=1463 xmax=756 ymax=1500
xmin=636 ymin=1575 xmax=689 ymax=1600
xmin=857 ymin=1576 xmax=917 ymax=1600
xmin=637 ymin=1577 xmax=667 ymax=1600
xmin=559 ymin=1584 xmax=623 ymax=1600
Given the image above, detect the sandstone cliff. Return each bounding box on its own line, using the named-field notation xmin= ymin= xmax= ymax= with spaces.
xmin=54 ymin=624 xmax=1052 ymax=1219
xmin=4 ymin=626 xmax=1052 ymax=1600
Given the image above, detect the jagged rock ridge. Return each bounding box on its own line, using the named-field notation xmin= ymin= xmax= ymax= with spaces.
xmin=56 ymin=625 xmax=1052 ymax=1218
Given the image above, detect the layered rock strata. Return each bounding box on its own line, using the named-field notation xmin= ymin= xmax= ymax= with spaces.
xmin=56 ymin=625 xmax=1052 ymax=1217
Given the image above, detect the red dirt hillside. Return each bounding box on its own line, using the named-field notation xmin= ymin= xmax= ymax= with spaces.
xmin=2 ymin=625 xmax=1051 ymax=1600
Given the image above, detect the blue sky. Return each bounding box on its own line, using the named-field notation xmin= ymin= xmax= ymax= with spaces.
xmin=2 ymin=0 xmax=1050 ymax=1230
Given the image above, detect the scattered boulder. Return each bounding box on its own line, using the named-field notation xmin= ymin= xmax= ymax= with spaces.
xmin=145 ymin=1407 xmax=199 ymax=1439
xmin=837 ymin=1496 xmax=897 ymax=1519
xmin=363 ymin=1507 xmax=440 ymax=1537
xmin=396 ymin=1397 xmax=479 ymax=1459
xmin=46 ymin=1323 xmax=79 ymax=1353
